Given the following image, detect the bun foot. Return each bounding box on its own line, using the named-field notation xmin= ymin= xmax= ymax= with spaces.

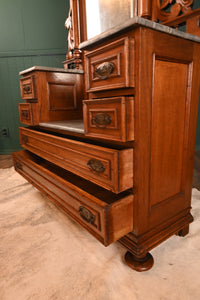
xmin=124 ymin=251 xmax=154 ymax=272
xmin=177 ymin=225 xmax=190 ymax=237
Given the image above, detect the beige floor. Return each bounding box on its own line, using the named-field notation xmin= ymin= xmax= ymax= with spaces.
xmin=0 ymin=165 xmax=200 ymax=300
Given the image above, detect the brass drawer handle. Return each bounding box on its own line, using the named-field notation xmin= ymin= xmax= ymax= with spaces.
xmin=23 ymin=84 xmax=31 ymax=94
xmin=22 ymin=135 xmax=28 ymax=144
xmin=79 ymin=206 xmax=95 ymax=224
xmin=95 ymin=62 xmax=115 ymax=80
xmin=21 ymin=110 xmax=30 ymax=120
xmin=93 ymin=113 xmax=112 ymax=128
xmin=87 ymin=158 xmax=105 ymax=173
xmin=15 ymin=161 xmax=23 ymax=170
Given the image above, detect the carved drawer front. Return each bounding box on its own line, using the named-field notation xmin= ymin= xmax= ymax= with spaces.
xmin=19 ymin=127 xmax=133 ymax=193
xmin=85 ymin=37 xmax=135 ymax=92
xmin=13 ymin=150 xmax=134 ymax=246
xmin=19 ymin=103 xmax=39 ymax=126
xmin=20 ymin=75 xmax=37 ymax=100
xmin=83 ymin=97 xmax=134 ymax=142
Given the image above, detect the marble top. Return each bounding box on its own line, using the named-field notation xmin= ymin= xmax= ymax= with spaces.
xmin=19 ymin=66 xmax=84 ymax=76
xmin=39 ymin=120 xmax=84 ymax=134
xmin=79 ymin=16 xmax=200 ymax=50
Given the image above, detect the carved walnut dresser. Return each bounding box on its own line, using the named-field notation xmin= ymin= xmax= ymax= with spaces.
xmin=12 ymin=0 xmax=200 ymax=271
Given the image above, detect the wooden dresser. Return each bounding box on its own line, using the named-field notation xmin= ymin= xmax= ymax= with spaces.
xmin=12 ymin=1 xmax=200 ymax=271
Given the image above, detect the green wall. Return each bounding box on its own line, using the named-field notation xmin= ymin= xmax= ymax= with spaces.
xmin=0 ymin=0 xmax=69 ymax=154
xmin=0 ymin=0 xmax=200 ymax=153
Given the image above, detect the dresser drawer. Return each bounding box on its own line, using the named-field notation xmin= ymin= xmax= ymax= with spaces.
xmin=19 ymin=103 xmax=39 ymax=125
xmin=13 ymin=150 xmax=133 ymax=246
xmin=85 ymin=37 xmax=135 ymax=92
xmin=19 ymin=127 xmax=133 ymax=193
xmin=20 ymin=75 xmax=37 ymax=100
xmin=83 ymin=97 xmax=134 ymax=142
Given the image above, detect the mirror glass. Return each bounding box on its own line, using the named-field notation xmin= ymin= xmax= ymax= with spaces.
xmin=85 ymin=0 xmax=137 ymax=39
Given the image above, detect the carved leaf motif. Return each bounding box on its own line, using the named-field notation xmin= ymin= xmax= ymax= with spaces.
xmin=177 ymin=0 xmax=193 ymax=13
xmin=158 ymin=0 xmax=193 ymax=21
xmin=160 ymin=0 xmax=173 ymax=10
xmin=170 ymin=3 xmax=182 ymax=17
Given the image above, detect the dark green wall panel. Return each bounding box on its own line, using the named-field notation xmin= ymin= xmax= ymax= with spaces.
xmin=0 ymin=0 xmax=200 ymax=153
xmin=0 ymin=0 xmax=69 ymax=154
xmin=0 ymin=55 xmax=66 ymax=154
xmin=0 ymin=0 xmax=68 ymax=53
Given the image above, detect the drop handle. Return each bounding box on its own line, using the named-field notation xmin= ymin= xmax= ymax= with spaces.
xmin=21 ymin=110 xmax=29 ymax=119
xmin=95 ymin=61 xmax=115 ymax=80
xmin=79 ymin=206 xmax=95 ymax=224
xmin=23 ymin=85 xmax=31 ymax=93
xmin=15 ymin=161 xmax=23 ymax=170
xmin=93 ymin=113 xmax=112 ymax=128
xmin=87 ymin=158 xmax=105 ymax=173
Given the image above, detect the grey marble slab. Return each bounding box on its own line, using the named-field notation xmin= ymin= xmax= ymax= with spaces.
xmin=19 ymin=66 xmax=84 ymax=76
xmin=39 ymin=120 xmax=84 ymax=134
xmin=79 ymin=16 xmax=200 ymax=50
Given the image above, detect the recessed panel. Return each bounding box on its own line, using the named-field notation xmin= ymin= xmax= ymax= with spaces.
xmin=48 ymin=82 xmax=76 ymax=111
xmin=150 ymin=59 xmax=188 ymax=207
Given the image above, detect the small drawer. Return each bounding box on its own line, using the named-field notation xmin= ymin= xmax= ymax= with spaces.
xmin=85 ymin=37 xmax=135 ymax=92
xmin=20 ymin=75 xmax=37 ymax=100
xmin=19 ymin=103 xmax=39 ymax=125
xmin=12 ymin=150 xmax=134 ymax=246
xmin=83 ymin=97 xmax=134 ymax=142
xmin=19 ymin=127 xmax=133 ymax=193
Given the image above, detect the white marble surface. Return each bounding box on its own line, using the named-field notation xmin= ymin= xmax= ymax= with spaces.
xmin=19 ymin=66 xmax=84 ymax=75
xmin=79 ymin=16 xmax=200 ymax=49
xmin=39 ymin=120 xmax=84 ymax=134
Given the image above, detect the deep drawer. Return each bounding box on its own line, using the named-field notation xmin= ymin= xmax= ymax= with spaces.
xmin=12 ymin=150 xmax=134 ymax=246
xmin=19 ymin=103 xmax=39 ymax=125
xmin=20 ymin=75 xmax=37 ymax=100
xmin=19 ymin=127 xmax=133 ymax=193
xmin=83 ymin=97 xmax=134 ymax=142
xmin=85 ymin=37 xmax=135 ymax=92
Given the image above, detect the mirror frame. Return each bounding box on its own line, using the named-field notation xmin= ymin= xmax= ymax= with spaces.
xmin=63 ymin=0 xmax=199 ymax=70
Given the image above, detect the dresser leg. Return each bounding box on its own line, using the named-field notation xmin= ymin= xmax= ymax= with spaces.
xmin=124 ymin=251 xmax=154 ymax=272
xmin=177 ymin=225 xmax=190 ymax=237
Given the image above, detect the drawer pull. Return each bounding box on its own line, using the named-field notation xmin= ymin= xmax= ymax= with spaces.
xmin=23 ymin=84 xmax=31 ymax=94
xmin=21 ymin=110 xmax=30 ymax=120
xmin=15 ymin=161 xmax=23 ymax=170
xmin=22 ymin=135 xmax=28 ymax=144
xmin=95 ymin=62 xmax=115 ymax=80
xmin=87 ymin=158 xmax=105 ymax=173
xmin=93 ymin=113 xmax=112 ymax=128
xmin=79 ymin=206 xmax=95 ymax=224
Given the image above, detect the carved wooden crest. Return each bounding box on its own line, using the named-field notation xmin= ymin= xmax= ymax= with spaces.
xmin=156 ymin=0 xmax=193 ymax=22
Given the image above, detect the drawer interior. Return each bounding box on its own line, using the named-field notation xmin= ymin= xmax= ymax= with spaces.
xmin=27 ymin=151 xmax=132 ymax=203
xmin=13 ymin=150 xmax=134 ymax=246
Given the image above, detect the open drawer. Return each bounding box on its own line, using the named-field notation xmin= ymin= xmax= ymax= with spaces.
xmin=19 ymin=127 xmax=133 ymax=193
xmin=12 ymin=150 xmax=134 ymax=246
